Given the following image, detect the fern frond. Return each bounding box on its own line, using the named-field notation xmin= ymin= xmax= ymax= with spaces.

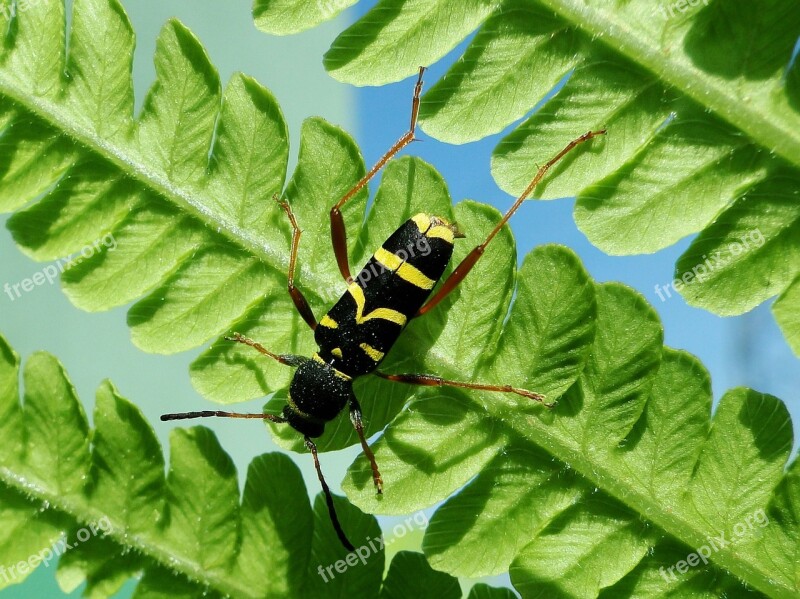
xmin=255 ymin=0 xmax=800 ymax=355
xmin=1 ymin=2 xmax=799 ymax=597
xmin=0 ymin=333 xmax=475 ymax=597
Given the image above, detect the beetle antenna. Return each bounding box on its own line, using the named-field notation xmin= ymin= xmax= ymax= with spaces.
xmin=160 ymin=411 xmax=287 ymax=422
xmin=305 ymin=436 xmax=355 ymax=551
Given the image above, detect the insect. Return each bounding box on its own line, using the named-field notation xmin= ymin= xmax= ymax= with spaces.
xmin=161 ymin=67 xmax=605 ymax=550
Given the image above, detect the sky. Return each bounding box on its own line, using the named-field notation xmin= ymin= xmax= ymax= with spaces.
xmin=0 ymin=0 xmax=797 ymax=596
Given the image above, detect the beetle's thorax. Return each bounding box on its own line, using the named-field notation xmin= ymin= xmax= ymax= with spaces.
xmin=282 ymin=353 xmax=354 ymax=438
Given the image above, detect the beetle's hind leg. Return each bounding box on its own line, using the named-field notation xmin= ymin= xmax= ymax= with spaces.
xmin=374 ymin=371 xmax=554 ymax=408
xmin=330 ymin=67 xmax=426 ymax=284
xmin=274 ymin=195 xmax=318 ymax=330
xmin=349 ymin=397 xmax=383 ymax=494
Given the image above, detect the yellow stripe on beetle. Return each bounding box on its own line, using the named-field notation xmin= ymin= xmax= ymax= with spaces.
xmin=427 ymin=225 xmax=455 ymax=244
xmin=374 ymin=247 xmax=435 ymax=290
xmin=411 ymin=213 xmax=456 ymax=244
xmin=312 ymin=352 xmax=352 ymax=380
xmin=411 ymin=213 xmax=431 ymax=233
xmin=347 ymin=283 xmax=407 ymax=327
xmin=359 ymin=343 xmax=385 ymax=362
xmin=332 ymin=368 xmax=352 ymax=381
xmin=286 ymin=391 xmax=312 ymax=419
xmin=319 ymin=315 xmax=338 ymax=329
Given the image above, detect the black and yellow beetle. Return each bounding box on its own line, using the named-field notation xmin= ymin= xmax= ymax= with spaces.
xmin=162 ymin=67 xmax=605 ymax=550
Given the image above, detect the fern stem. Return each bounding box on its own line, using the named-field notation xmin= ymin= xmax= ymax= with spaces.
xmin=470 ymin=387 xmax=796 ymax=599
xmin=0 ymin=465 xmax=262 ymax=598
xmin=0 ymin=74 xmax=329 ymax=301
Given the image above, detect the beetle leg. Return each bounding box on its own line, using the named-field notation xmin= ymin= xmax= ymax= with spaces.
xmin=374 ymin=371 xmax=553 ymax=408
xmin=224 ymin=332 xmax=308 ymax=367
xmin=331 ymin=67 xmax=426 ymax=284
xmin=416 ymin=129 xmax=607 ymax=317
xmin=274 ymin=195 xmax=318 ymax=330
xmin=349 ymin=397 xmax=383 ymax=494
xmin=306 ymin=436 xmax=355 ymax=551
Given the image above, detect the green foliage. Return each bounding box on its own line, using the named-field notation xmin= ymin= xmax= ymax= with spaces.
xmin=253 ymin=0 xmax=359 ymax=35
xmin=1 ymin=1 xmax=799 ymax=597
xmin=0 ymin=334 xmax=382 ymax=597
xmin=253 ymin=0 xmax=800 ymax=355
xmin=380 ymin=550 xmax=460 ymax=599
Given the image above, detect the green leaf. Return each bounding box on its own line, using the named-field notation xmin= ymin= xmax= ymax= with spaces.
xmin=344 ymin=388 xmax=506 ymax=515
xmin=405 ymin=271 xmax=795 ymax=598
xmin=4 ymin=2 xmax=800 ymax=597
xmin=89 ymin=381 xmax=165 ymax=536
xmin=253 ymin=0 xmax=358 ymax=35
xmin=0 ymin=112 xmax=76 ymax=213
xmin=488 ymin=244 xmax=595 ymax=405
xmin=137 ymin=19 xmax=220 ymax=187
xmin=510 ymin=496 xmax=655 ymax=598
xmin=615 ymin=349 xmax=711 ymax=504
xmin=688 ymin=388 xmax=792 ymax=534
xmin=759 ymin=459 xmax=800 ymax=593
xmin=553 ymin=283 xmax=663 ymax=450
xmin=0 ymin=485 xmax=67 ymax=590
xmin=602 ymin=538 xmax=762 ymax=598
xmin=773 ymin=275 xmax=800 ymax=355
xmin=420 ymin=2 xmax=583 ymax=143
xmin=65 ymin=0 xmax=134 ymax=140
xmin=259 ymin=0 xmax=800 ymax=353
xmin=22 ymin=351 xmax=91 ymax=500
xmin=323 ymin=0 xmax=499 ymax=85
xmin=0 ymin=332 xmax=376 ymax=597
xmin=235 ymin=453 xmax=313 ymax=597
xmin=0 ymin=334 xmax=22 ymax=463
xmin=675 ymin=170 xmax=800 ymax=315
xmin=466 ymin=584 xmax=517 ymax=599
xmin=424 ymin=441 xmax=588 ymax=578
xmin=164 ymin=426 xmax=240 ymax=573
xmin=380 ymin=551 xmax=461 ymax=599
xmin=301 ymin=493 xmax=384 ymax=597
xmin=56 ymin=534 xmax=143 ymax=598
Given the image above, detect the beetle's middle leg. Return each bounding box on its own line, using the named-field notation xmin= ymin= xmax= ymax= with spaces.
xmin=275 ymin=195 xmax=318 ymax=330
xmin=348 ymin=397 xmax=383 ymax=494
